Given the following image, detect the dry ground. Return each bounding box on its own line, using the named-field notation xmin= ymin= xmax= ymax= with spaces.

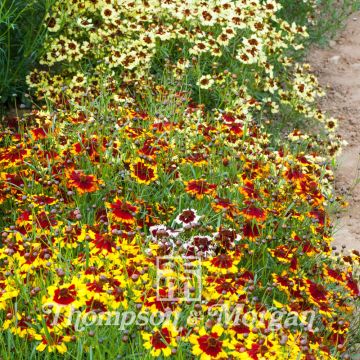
xmin=308 ymin=12 xmax=360 ymax=251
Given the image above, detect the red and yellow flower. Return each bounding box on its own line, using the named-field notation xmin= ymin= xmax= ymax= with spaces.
xmin=142 ymin=321 xmax=178 ymax=357
xmin=130 ymin=158 xmax=158 ymax=184
xmin=184 ymin=179 xmax=217 ymax=199
xmin=106 ymin=198 xmax=138 ymax=224
xmin=189 ymin=324 xmax=233 ymax=360
xmin=66 ymin=169 xmax=100 ymax=194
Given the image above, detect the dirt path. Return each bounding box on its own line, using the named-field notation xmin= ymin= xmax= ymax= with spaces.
xmin=308 ymin=13 xmax=360 ymax=251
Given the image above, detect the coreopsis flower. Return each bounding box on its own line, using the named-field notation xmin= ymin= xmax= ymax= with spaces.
xmin=184 ymin=235 xmax=215 ymax=257
xmin=31 ymin=195 xmax=58 ymax=207
xmin=45 ymin=16 xmax=61 ymax=32
xmin=189 ymin=324 xmax=232 ymax=359
xmin=3 ymin=312 xmax=37 ymax=338
xmin=35 ymin=211 xmax=59 ymax=231
xmin=30 ymin=127 xmax=47 ymax=140
xmin=107 ymin=198 xmax=138 ymax=224
xmin=344 ymin=273 xmax=359 ymax=296
xmin=269 ymin=245 xmax=296 ymax=264
xmin=197 ymin=75 xmax=215 ymax=89
xmin=45 ymin=281 xmax=84 ymax=309
xmin=272 ymin=273 xmax=304 ymax=299
xmin=183 ymin=152 xmax=209 ymax=167
xmin=35 ymin=332 xmax=72 ymax=354
xmin=66 ymin=169 xmax=100 ymax=194
xmin=242 ymin=201 xmax=267 ymax=221
xmin=130 ymin=158 xmax=158 ymax=184
xmin=288 ymin=129 xmax=309 ymax=141
xmin=90 ymin=232 xmax=117 ymax=254
xmin=142 ymin=322 xmax=178 ymax=357
xmin=184 ymin=179 xmax=217 ymax=199
xmin=325 ymin=117 xmax=338 ymax=132
xmin=211 ymin=197 xmax=239 ymax=219
xmin=242 ymin=221 xmax=261 ymax=239
xmin=237 ymin=336 xmax=284 ymax=360
xmin=52 ymin=284 xmax=77 ymax=305
xmin=207 ymin=253 xmax=240 ymax=274
xmin=174 ymin=209 xmax=201 ymax=228
xmin=148 ymin=225 xmax=180 ymax=254
xmin=0 ymin=145 xmax=30 ymax=167
xmin=304 ymin=280 xmax=329 ymax=308
xmin=239 ymin=181 xmax=261 ymax=199
xmin=213 ymin=228 xmax=241 ymax=250
xmin=209 ymin=275 xmax=246 ymax=300
xmin=56 ymin=225 xmax=86 ymax=249
xmin=322 ymin=264 xmax=346 ymax=284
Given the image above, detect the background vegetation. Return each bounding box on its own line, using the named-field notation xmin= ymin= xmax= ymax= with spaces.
xmin=0 ymin=0 xmax=54 ymax=112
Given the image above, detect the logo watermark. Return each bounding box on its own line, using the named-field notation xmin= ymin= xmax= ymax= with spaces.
xmin=41 ymin=256 xmax=319 ymax=333
xmin=42 ymin=302 xmax=318 ymax=333
xmin=156 ymin=256 xmax=202 ymax=302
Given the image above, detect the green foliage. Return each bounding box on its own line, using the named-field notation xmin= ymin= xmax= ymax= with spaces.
xmin=0 ymin=0 xmax=53 ymax=110
xmin=278 ymin=0 xmax=360 ymax=46
xmin=0 ymin=0 xmax=359 ymax=358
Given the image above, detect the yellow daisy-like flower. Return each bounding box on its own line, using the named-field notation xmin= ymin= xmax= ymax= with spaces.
xmin=35 ymin=332 xmax=72 ymax=354
xmin=142 ymin=321 xmax=178 ymax=357
xmin=189 ymin=324 xmax=233 ymax=360
xmin=130 ymin=158 xmax=158 ymax=185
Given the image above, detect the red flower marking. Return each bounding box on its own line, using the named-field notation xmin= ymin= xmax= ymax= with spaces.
xmin=306 ymin=280 xmax=328 ymax=304
xmin=131 ymin=160 xmax=157 ymax=183
xmin=215 ymin=279 xmax=237 ymax=295
xmin=151 ymin=328 xmax=171 ymax=350
xmin=232 ymin=323 xmax=250 ymax=335
xmin=67 ymin=170 xmax=99 ymax=194
xmin=285 ymin=166 xmax=305 ymax=181
xmin=211 ymin=254 xmax=233 ymax=269
xmin=36 ymin=211 xmax=58 ymax=229
xmin=0 ymin=146 xmax=29 ymax=164
xmin=92 ymin=233 xmax=116 ymax=253
xmin=197 ymin=333 xmax=223 ymax=357
xmin=243 ymin=222 xmax=260 ymax=239
xmin=109 ymin=199 xmax=137 ymax=223
xmin=185 ymin=180 xmax=217 ymax=199
xmin=53 ymin=285 xmax=77 ymax=305
xmin=86 ymin=281 xmax=104 ymax=293
xmin=178 ymin=209 xmax=196 ymax=224
xmin=85 ymin=298 xmax=107 ymax=313
xmin=242 ymin=202 xmax=266 ymax=221
xmin=30 ymin=127 xmax=47 ymax=140
xmin=33 ymin=195 xmax=57 ymax=205
xmin=345 ymin=274 xmax=359 ymax=296
xmin=239 ymin=181 xmax=260 ymax=199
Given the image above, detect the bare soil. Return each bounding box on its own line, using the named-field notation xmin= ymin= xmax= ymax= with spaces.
xmin=308 ymin=12 xmax=360 ymax=251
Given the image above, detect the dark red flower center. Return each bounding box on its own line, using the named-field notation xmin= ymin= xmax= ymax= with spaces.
xmin=211 ymin=254 xmax=233 ymax=269
xmin=133 ymin=162 xmax=155 ymax=181
xmin=179 ymin=210 xmax=196 ymax=223
xmin=151 ymin=328 xmax=170 ymax=349
xmin=53 ymin=285 xmax=76 ymax=305
xmin=198 ymin=333 xmax=222 ymax=356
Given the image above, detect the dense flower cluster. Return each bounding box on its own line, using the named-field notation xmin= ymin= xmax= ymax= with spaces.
xmin=28 ymin=0 xmax=323 ymax=120
xmin=0 ymin=103 xmax=358 ymax=358
xmin=1 ymin=0 xmax=359 ymax=358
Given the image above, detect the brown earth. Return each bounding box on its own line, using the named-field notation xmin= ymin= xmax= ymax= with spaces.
xmin=308 ymin=13 xmax=360 ymax=251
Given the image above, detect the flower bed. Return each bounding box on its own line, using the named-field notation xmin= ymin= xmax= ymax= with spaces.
xmin=0 ymin=0 xmax=359 ymax=358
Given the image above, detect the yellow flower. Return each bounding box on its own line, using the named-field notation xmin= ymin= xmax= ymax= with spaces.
xmin=189 ymin=324 xmax=231 ymax=360
xmin=35 ymin=332 xmax=71 ymax=354
xmin=142 ymin=321 xmax=178 ymax=357
xmin=130 ymin=158 xmax=158 ymax=185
